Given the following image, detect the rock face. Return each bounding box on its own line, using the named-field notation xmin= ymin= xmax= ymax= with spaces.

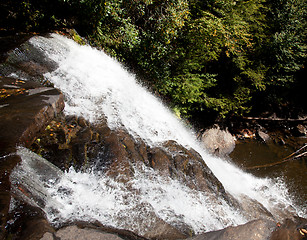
xmin=6 ymin=200 xmax=55 ymax=240
xmin=0 ymin=76 xmax=64 ymax=239
xmin=0 ymin=77 xmax=64 ymax=153
xmin=39 ymin=222 xmax=148 ymax=240
xmin=29 ymin=114 xmax=234 ymax=239
xmin=40 ymin=226 xmax=125 ymax=240
xmin=33 ymin=114 xmax=232 ymax=200
xmin=0 ymin=33 xmax=65 ymax=240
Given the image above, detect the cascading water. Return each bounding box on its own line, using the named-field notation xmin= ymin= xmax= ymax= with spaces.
xmin=10 ymin=34 xmax=306 ymax=235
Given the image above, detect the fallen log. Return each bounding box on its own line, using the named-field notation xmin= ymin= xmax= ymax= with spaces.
xmin=247 ymin=144 xmax=307 ymax=170
xmin=243 ymin=116 xmax=307 ymax=122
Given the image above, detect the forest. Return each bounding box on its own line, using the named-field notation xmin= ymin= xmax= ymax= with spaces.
xmin=1 ymin=0 xmax=306 ymax=122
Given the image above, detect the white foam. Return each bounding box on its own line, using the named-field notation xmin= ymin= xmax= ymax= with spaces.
xmin=44 ymin=165 xmax=245 ymax=234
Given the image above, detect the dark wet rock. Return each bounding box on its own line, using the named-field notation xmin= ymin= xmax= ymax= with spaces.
xmin=143 ymin=218 xmax=188 ymax=240
xmin=0 ymin=158 xmax=13 ymax=240
xmin=294 ymin=124 xmax=307 ymax=137
xmin=154 ymin=140 xmax=228 ymax=199
xmin=0 ymin=155 xmax=22 ymax=238
xmin=6 ymin=200 xmax=55 ymax=240
xmin=237 ymin=196 xmax=274 ymax=221
xmin=0 ymin=77 xmax=64 ymax=153
xmin=77 ymin=116 xmax=88 ymax=128
xmin=115 ymin=201 xmax=191 ymax=239
xmin=0 ymin=37 xmax=58 ymax=84
xmin=10 ymin=147 xmax=64 ymax=211
xmin=187 ymin=219 xmax=276 ymax=240
xmin=186 ymin=218 xmax=307 ymax=240
xmin=0 ymin=33 xmax=33 ymax=63
xmin=33 ymin=116 xmax=233 ymax=204
xmin=200 ymin=125 xmax=236 ymax=157
xmin=30 ymin=115 xmax=92 ymax=171
xmin=30 ymin=115 xmax=238 ymax=238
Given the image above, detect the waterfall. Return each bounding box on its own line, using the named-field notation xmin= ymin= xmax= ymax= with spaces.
xmin=10 ymin=34 xmax=305 ymax=235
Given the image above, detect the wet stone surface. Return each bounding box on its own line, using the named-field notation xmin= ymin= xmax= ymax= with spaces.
xmin=0 ymin=76 xmax=64 ymax=240
xmin=31 ymin=114 xmax=233 ymax=205
xmin=0 ymin=76 xmax=64 ymax=153
xmin=187 ymin=219 xmax=276 ymax=240
xmin=186 ymin=218 xmax=307 ymax=240
xmin=39 ymin=221 xmax=148 ymax=240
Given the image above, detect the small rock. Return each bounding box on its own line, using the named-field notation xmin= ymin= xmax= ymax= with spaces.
xmin=296 ymin=124 xmax=307 ymax=136
xmin=256 ymin=130 xmax=270 ymax=143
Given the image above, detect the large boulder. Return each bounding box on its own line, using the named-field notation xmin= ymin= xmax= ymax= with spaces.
xmin=6 ymin=200 xmax=55 ymax=240
xmin=40 ymin=226 xmax=126 ymax=240
xmin=39 ymin=222 xmax=148 ymax=240
xmin=200 ymin=125 xmax=236 ymax=157
xmin=186 ymin=217 xmax=307 ymax=240
xmin=187 ymin=219 xmax=276 ymax=240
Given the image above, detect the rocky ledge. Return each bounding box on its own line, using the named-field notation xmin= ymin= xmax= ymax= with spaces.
xmin=0 ymin=76 xmax=64 ymax=239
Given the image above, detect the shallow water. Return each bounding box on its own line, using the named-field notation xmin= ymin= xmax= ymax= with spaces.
xmin=230 ymin=137 xmax=307 ymax=212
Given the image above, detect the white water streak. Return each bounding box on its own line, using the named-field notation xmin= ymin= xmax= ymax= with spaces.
xmin=43 ymin=165 xmax=245 ymax=234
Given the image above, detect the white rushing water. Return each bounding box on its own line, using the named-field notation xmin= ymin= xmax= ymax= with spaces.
xmin=12 ymin=34 xmax=305 ymax=234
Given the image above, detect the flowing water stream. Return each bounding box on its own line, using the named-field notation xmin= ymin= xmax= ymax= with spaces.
xmin=9 ymin=34 xmax=306 ymax=235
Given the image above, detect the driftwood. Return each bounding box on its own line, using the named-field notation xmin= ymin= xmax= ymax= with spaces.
xmin=243 ymin=116 xmax=307 ymax=122
xmin=247 ymin=144 xmax=307 ymax=170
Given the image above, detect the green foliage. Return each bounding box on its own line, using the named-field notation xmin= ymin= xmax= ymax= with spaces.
xmin=1 ymin=0 xmax=68 ymax=32
xmin=160 ymin=73 xmax=217 ymax=115
xmin=266 ymin=0 xmax=306 ymax=86
xmin=1 ymin=0 xmax=306 ymax=119
xmin=156 ymin=0 xmax=270 ymax=118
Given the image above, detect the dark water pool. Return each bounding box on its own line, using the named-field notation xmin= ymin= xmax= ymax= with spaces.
xmin=229 ymin=137 xmax=307 ymax=211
